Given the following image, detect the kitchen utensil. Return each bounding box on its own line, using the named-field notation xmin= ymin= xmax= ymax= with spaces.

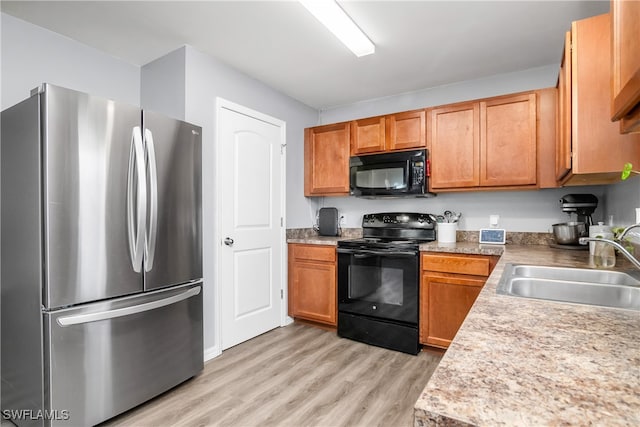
xmin=552 ymin=222 xmax=587 ymax=245
xmin=443 ymin=210 xmax=460 ymax=223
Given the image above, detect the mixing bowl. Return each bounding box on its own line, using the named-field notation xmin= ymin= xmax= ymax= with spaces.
xmin=552 ymin=222 xmax=587 ymax=245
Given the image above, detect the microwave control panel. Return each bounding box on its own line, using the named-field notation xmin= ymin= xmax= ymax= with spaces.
xmin=412 ymin=161 xmax=425 ymax=186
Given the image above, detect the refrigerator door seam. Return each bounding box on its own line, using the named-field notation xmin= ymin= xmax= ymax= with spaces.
xmin=56 ymin=286 xmax=201 ymax=326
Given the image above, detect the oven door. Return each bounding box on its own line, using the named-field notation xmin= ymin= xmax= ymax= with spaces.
xmin=337 ymin=248 xmax=418 ymax=325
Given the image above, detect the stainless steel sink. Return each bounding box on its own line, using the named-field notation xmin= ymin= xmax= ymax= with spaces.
xmin=496 ymin=264 xmax=640 ymax=311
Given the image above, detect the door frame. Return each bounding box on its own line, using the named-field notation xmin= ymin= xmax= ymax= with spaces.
xmin=213 ymin=98 xmax=289 ymax=357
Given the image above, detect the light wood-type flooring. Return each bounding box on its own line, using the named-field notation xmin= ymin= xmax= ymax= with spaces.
xmin=103 ymin=322 xmax=442 ymax=427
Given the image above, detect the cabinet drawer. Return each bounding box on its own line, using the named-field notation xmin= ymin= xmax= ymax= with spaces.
xmin=422 ymin=253 xmax=490 ymax=276
xmin=290 ymin=244 xmax=336 ymax=262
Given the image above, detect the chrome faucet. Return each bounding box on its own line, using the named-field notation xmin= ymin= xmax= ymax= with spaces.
xmin=579 ymin=223 xmax=640 ymax=270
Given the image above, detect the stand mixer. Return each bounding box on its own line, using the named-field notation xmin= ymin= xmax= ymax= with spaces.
xmin=551 ymin=194 xmax=598 ymax=249
xmin=559 ymin=194 xmax=598 ymax=226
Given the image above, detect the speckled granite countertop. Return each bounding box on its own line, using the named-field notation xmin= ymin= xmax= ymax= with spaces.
xmin=414 ymin=244 xmax=640 ymax=426
xmin=286 ymin=228 xmax=362 ymax=246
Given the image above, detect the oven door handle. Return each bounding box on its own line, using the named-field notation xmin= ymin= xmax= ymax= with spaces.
xmin=337 ymin=248 xmax=418 ymax=257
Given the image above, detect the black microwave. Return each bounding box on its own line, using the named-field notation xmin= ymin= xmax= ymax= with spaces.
xmin=349 ymin=149 xmax=433 ymax=198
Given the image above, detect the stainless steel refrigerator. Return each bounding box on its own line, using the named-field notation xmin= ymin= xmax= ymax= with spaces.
xmin=1 ymin=84 xmax=203 ymax=426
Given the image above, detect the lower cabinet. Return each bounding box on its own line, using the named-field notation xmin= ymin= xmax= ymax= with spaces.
xmin=420 ymin=252 xmax=498 ymax=348
xmin=288 ymin=244 xmax=337 ymax=326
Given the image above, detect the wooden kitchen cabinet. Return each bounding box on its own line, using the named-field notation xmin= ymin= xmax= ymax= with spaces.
xmin=351 ymin=116 xmax=386 ymax=155
xmin=556 ymin=30 xmax=572 ymax=181
xmin=611 ymin=0 xmax=640 ymax=134
xmin=350 ymin=109 xmax=426 ymax=155
xmin=428 ymin=92 xmax=537 ymax=191
xmin=420 ymin=253 xmax=498 ymax=349
xmin=386 ymin=109 xmax=426 ymax=151
xmin=428 ymin=102 xmax=479 ymax=189
xmin=558 ymin=13 xmax=640 ymax=185
xmin=288 ymin=244 xmax=337 ymax=326
xmin=304 ymin=122 xmax=350 ymax=196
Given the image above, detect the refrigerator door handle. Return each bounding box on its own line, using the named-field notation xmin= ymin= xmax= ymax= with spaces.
xmin=144 ymin=128 xmax=158 ymax=272
xmin=57 ymin=286 xmax=201 ymax=326
xmin=127 ymin=126 xmax=147 ymax=273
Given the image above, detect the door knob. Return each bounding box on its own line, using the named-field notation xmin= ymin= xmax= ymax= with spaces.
xmin=224 ymin=237 xmax=234 ymax=246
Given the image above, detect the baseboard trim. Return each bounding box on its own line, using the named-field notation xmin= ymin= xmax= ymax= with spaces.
xmin=204 ymin=346 xmax=221 ymax=362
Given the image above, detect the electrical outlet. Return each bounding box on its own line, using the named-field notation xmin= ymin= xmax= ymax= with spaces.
xmin=340 ymin=215 xmax=347 ymax=226
xmin=489 ymin=214 xmax=500 ymax=227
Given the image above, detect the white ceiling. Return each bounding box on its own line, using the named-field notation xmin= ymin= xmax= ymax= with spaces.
xmin=1 ymin=1 xmax=609 ymax=110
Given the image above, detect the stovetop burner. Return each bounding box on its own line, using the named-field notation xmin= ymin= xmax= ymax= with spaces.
xmin=337 ymin=212 xmax=437 ymax=249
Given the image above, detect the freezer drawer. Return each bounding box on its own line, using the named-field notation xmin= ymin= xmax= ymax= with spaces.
xmin=42 ymin=282 xmax=203 ymax=426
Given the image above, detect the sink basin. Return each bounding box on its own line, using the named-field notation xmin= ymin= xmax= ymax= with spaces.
xmin=496 ymin=264 xmax=640 ymax=311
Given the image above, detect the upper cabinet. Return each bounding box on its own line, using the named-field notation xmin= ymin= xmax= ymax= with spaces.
xmin=610 ymin=0 xmax=640 ymax=134
xmin=428 ymin=102 xmax=479 ymax=189
xmin=556 ymin=31 xmax=572 ymax=181
xmin=558 ymin=13 xmax=640 ymax=186
xmin=350 ymin=116 xmax=386 ymax=155
xmin=304 ymin=122 xmax=350 ymax=196
xmin=428 ymin=92 xmax=537 ymax=191
xmin=351 ymin=110 xmax=426 ymax=155
xmin=387 ymin=110 xmax=427 ymax=151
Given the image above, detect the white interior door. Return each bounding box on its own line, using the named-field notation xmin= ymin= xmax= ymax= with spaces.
xmin=218 ymin=103 xmax=285 ymax=350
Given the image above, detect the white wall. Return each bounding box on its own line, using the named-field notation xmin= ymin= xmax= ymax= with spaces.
xmin=318 ymin=65 xmax=559 ymax=124
xmin=1 ymin=13 xmax=140 ymax=109
xmin=141 ymin=48 xmax=186 ymax=120
xmin=604 ymin=176 xmax=640 ymax=226
xmin=289 ymin=64 xmax=608 ymax=233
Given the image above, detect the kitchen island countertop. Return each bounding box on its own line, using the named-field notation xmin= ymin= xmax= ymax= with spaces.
xmin=414 ymin=243 xmax=640 ymax=426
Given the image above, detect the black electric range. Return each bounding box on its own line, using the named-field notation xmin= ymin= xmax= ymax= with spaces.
xmin=336 ymin=212 xmax=437 ymax=354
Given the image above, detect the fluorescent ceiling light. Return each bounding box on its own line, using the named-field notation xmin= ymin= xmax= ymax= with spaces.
xmin=299 ymin=0 xmax=375 ymax=57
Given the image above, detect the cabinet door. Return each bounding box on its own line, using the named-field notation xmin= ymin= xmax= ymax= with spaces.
xmin=420 ymin=273 xmax=484 ymax=348
xmin=351 ymin=116 xmax=386 ymax=155
xmin=387 ymin=110 xmax=426 ymax=151
xmin=304 ymin=123 xmax=350 ymax=196
xmin=537 ymin=88 xmax=560 ymax=189
xmin=611 ymin=0 xmax=640 ymax=133
xmin=289 ymin=260 xmax=336 ymax=326
xmin=556 ymin=31 xmax=572 ymax=181
xmin=569 ymin=13 xmax=640 ymax=181
xmin=428 ymin=103 xmax=480 ymax=189
xmin=480 ymin=93 xmax=537 ymax=187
